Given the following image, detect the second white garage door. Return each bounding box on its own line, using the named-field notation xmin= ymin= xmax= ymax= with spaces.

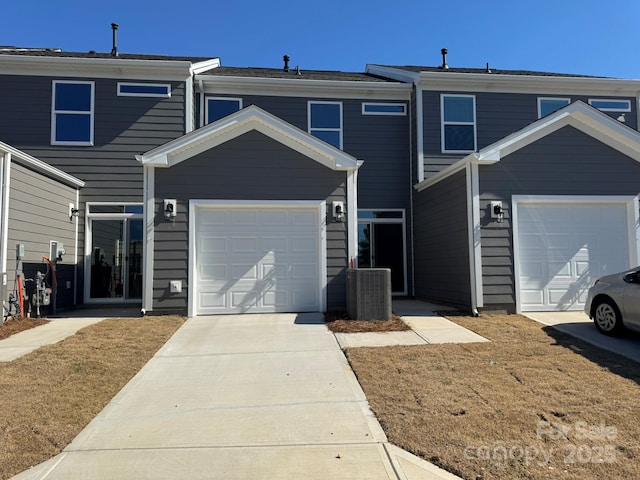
xmin=194 ymin=203 xmax=323 ymax=315
xmin=516 ymin=200 xmax=633 ymax=311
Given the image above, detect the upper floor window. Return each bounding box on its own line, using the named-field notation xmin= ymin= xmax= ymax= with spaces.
xmin=538 ymin=97 xmax=570 ymax=118
xmin=118 ymin=83 xmax=171 ymax=98
xmin=362 ymin=103 xmax=406 ymax=116
xmin=51 ymin=81 xmax=94 ymax=145
xmin=588 ymin=99 xmax=631 ymax=112
xmin=441 ymin=94 xmax=476 ymax=153
xmin=308 ymin=101 xmax=343 ymax=149
xmin=206 ymin=97 xmax=242 ymax=124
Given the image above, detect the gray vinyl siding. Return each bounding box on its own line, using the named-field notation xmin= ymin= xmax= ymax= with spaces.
xmin=4 ymin=162 xmax=79 ymax=311
xmin=0 ymin=74 xmax=187 ymax=303
xmin=478 ymin=126 xmax=640 ymax=311
xmin=201 ymin=94 xmax=411 ymax=209
xmin=153 ymin=130 xmax=348 ymax=313
xmin=200 ymin=93 xmax=414 ymax=294
xmin=422 ymin=90 xmax=638 ymax=178
xmin=412 ymin=169 xmax=471 ymax=308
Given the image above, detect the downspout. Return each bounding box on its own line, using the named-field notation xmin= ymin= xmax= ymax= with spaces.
xmin=0 ymin=152 xmax=11 ymax=299
xmin=466 ymin=159 xmax=482 ymax=316
xmin=73 ymin=188 xmax=79 ymax=305
xmin=408 ymin=89 xmax=416 ymax=297
xmin=415 ymin=83 xmax=425 ymax=183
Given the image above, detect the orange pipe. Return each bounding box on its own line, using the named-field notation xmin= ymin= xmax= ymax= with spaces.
xmin=17 ymin=275 xmax=24 ymax=316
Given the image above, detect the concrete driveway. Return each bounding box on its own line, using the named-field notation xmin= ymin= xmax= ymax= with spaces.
xmin=524 ymin=311 xmax=640 ymax=363
xmin=12 ymin=313 xmax=458 ymax=480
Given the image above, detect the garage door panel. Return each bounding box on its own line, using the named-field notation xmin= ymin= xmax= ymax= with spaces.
xmin=195 ymin=205 xmax=322 ymax=314
xmin=517 ymin=202 xmax=630 ymax=311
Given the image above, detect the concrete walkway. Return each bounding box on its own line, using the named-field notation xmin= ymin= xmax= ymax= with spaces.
xmin=11 ymin=313 xmax=461 ymax=480
xmin=0 ymin=308 xmax=140 ymax=362
xmin=335 ymin=299 xmax=489 ymax=348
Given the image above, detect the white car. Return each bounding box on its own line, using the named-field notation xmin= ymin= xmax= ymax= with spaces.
xmin=584 ymin=267 xmax=640 ymax=336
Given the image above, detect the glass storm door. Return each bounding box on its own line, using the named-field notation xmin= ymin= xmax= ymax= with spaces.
xmin=357 ymin=213 xmax=406 ymax=294
xmin=89 ymin=218 xmax=143 ymax=300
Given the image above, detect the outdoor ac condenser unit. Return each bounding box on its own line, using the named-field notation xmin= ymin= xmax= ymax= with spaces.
xmin=346 ymin=268 xmax=392 ymax=321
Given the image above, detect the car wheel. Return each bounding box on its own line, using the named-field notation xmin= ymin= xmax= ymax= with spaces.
xmin=593 ymin=300 xmax=623 ymax=336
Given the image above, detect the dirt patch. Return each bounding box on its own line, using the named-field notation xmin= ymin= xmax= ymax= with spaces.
xmin=325 ymin=311 xmax=410 ymax=333
xmin=0 ymin=315 xmax=185 ymax=480
xmin=346 ymin=313 xmax=640 ymax=480
xmin=0 ymin=317 xmax=49 ymax=340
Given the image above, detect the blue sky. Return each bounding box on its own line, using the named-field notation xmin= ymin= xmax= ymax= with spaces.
xmin=3 ymin=0 xmax=639 ymax=78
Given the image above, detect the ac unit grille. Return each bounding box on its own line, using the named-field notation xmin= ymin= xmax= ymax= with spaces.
xmin=346 ymin=268 xmax=392 ymax=321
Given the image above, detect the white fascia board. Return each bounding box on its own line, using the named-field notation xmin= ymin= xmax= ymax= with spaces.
xmin=413 ymin=155 xmax=473 ymax=192
xmin=0 ymin=54 xmax=200 ymax=81
xmin=365 ymin=65 xmax=420 ymax=84
xmin=476 ymin=102 xmax=640 ymax=164
xmin=0 ymin=141 xmax=85 ymax=187
xmin=196 ymin=75 xmax=411 ymax=100
xmin=190 ymin=58 xmax=221 ymax=75
xmin=138 ymin=106 xmax=360 ymax=171
xmin=417 ymin=71 xmax=640 ymax=96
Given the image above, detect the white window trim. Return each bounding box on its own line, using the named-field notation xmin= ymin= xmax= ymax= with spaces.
xmin=537 ymin=97 xmax=570 ymax=119
xmin=51 ymin=80 xmax=95 ymax=146
xmin=357 ymin=208 xmax=408 ymax=296
xmin=588 ymin=98 xmax=631 ymax=112
xmin=441 ymin=94 xmax=477 ymax=154
xmin=361 ymin=102 xmax=407 ymax=116
xmin=83 ymin=202 xmax=144 ymax=305
xmin=308 ymin=100 xmax=343 ymax=149
xmin=205 ymin=96 xmax=243 ymax=124
xmin=117 ymin=82 xmax=171 ymax=98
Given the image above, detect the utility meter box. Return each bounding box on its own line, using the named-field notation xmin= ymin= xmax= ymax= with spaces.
xmin=49 ymin=241 xmax=65 ymax=261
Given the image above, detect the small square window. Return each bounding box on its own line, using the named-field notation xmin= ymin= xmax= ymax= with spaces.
xmin=309 ymin=101 xmax=343 ymax=149
xmin=206 ymin=97 xmax=242 ymax=124
xmin=441 ymin=95 xmax=476 ymax=153
xmin=51 ymin=81 xmax=94 ymax=145
xmin=538 ymin=98 xmax=570 ymax=118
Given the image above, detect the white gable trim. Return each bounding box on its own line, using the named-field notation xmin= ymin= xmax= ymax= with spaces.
xmin=476 ymin=101 xmax=640 ymax=164
xmin=0 ymin=141 xmax=85 ymax=187
xmin=137 ymin=105 xmax=360 ymax=171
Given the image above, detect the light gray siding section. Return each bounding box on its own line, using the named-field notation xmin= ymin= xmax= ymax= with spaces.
xmin=413 ymin=169 xmax=471 ymax=308
xmin=478 ymin=126 xmax=640 ymax=310
xmin=422 ymin=91 xmax=638 ymax=178
xmin=4 ymin=162 xmax=78 ymax=310
xmin=153 ymin=130 xmax=348 ymax=313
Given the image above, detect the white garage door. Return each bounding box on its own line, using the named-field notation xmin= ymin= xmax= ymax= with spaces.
xmin=517 ymin=202 xmax=631 ymax=311
xmin=195 ymin=204 xmax=322 ymax=314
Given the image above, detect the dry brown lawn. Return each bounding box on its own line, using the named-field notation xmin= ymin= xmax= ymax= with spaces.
xmin=0 ymin=317 xmax=49 ymax=340
xmin=325 ymin=311 xmax=410 ymax=333
xmin=346 ymin=313 xmax=640 ymax=480
xmin=0 ymin=315 xmax=185 ymax=480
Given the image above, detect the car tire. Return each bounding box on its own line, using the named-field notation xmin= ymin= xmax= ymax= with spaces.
xmin=593 ymin=299 xmax=623 ymax=336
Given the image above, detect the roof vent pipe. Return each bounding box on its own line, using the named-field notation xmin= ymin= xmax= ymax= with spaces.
xmin=283 ymin=55 xmax=290 ymax=72
xmin=111 ymin=23 xmax=119 ymax=57
xmin=296 ymin=65 xmax=301 ymax=76
xmin=440 ymin=48 xmax=448 ymax=69
xmin=486 ymin=62 xmax=492 ymax=73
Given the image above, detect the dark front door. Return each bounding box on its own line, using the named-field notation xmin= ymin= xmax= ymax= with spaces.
xmin=358 ymin=221 xmax=406 ymax=294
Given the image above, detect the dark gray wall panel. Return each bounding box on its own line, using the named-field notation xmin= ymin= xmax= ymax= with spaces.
xmin=422 ymin=90 xmax=638 ymax=177
xmin=413 ymin=169 xmax=471 ymax=308
xmin=479 ymin=126 xmax=640 ymax=310
xmin=153 ymin=130 xmax=348 ymax=313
